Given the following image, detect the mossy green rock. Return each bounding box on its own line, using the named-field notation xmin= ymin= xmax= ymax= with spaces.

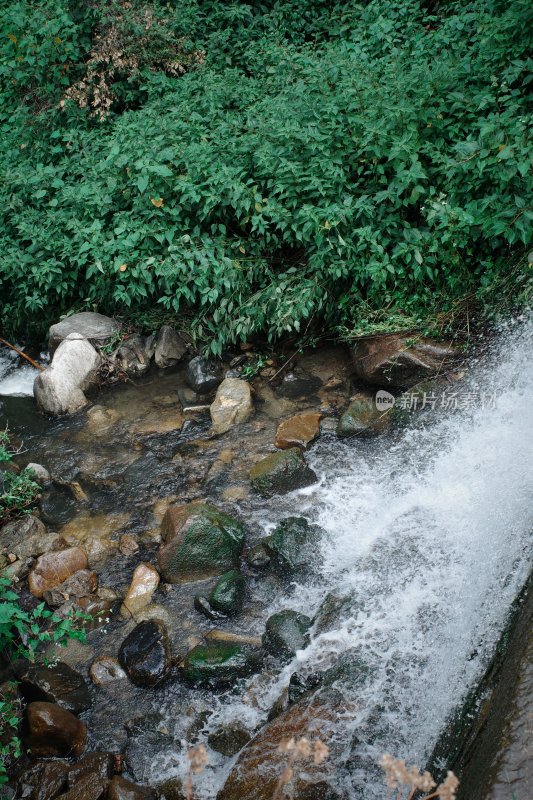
xmin=337 ymin=393 xmax=390 ymax=438
xmin=209 ymin=569 xmax=245 ymax=616
xmin=158 ymin=503 xmax=244 ymax=584
xmin=181 ymin=643 xmax=262 ymax=687
xmin=263 ymin=610 xmax=312 ymax=663
xmin=267 ymin=516 xmax=324 ymax=575
xmin=249 ymin=448 xmax=317 ymax=497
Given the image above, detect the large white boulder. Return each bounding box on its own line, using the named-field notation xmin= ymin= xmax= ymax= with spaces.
xmin=48 ymin=312 xmax=120 ymax=354
xmin=210 ymin=378 xmax=253 ymax=434
xmin=34 ymin=333 xmax=101 ymax=416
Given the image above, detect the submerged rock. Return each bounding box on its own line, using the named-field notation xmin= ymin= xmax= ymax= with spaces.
xmin=120 ymin=562 xmax=160 ymax=618
xmin=352 ymin=334 xmax=456 ymax=388
xmin=274 ymin=412 xmax=321 ymax=450
xmin=154 ymin=325 xmax=187 ymax=368
xmin=158 ymin=502 xmax=245 ymax=583
xmin=19 ymin=662 xmax=91 ymax=714
xmin=24 ymin=701 xmax=87 ymax=758
xmin=118 ymin=619 xmax=172 ymax=687
xmin=28 ymin=546 xmax=88 ymax=597
xmin=208 ymin=569 xmax=245 ymax=616
xmin=34 ymin=334 xmax=101 ymax=416
xmin=210 ymin=378 xmax=253 ymax=434
xmin=249 ymin=449 xmax=317 ymax=497
xmin=267 ymin=516 xmax=324 ymax=575
xmin=245 ymin=540 xmax=272 ymax=570
xmin=336 ymin=392 xmax=390 ymax=438
xmin=181 ymin=642 xmax=262 ymax=687
xmin=217 ymin=689 xmax=347 ymax=800
xmin=186 ymin=356 xmax=223 ymax=395
xmin=124 ymin=714 xmax=175 ymax=784
xmin=193 ymin=594 xmax=225 ymax=621
xmin=48 ymin=312 xmax=120 ymax=355
xmin=277 ymin=369 xmax=322 ymax=398
xmin=262 ymin=610 xmax=312 ymax=663
xmin=208 ymin=723 xmax=251 ymax=756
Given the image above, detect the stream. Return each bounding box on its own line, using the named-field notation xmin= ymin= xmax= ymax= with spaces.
xmin=1 ymin=317 xmax=532 ymax=798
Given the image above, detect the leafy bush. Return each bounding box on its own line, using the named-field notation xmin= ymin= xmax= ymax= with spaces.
xmin=0 ymin=431 xmax=40 ymax=526
xmin=0 ymin=0 xmax=531 ymax=349
xmin=0 ymin=577 xmax=88 ymax=782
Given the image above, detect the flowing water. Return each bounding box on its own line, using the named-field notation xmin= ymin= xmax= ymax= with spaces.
xmin=1 ymin=319 xmax=532 ymax=798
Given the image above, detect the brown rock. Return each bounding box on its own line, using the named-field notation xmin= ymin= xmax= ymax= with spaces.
xmin=29 ymin=547 xmax=88 ymax=598
xmin=66 ymin=752 xmax=115 ymax=786
xmin=56 ymin=774 xmax=108 ymax=800
xmin=19 ymin=661 xmax=90 ymax=714
xmin=24 ymin=701 xmax=87 ymax=757
xmin=89 ymin=656 xmax=127 ymax=685
xmin=43 ymin=569 xmax=98 ymax=607
xmin=119 ymin=534 xmax=140 ymax=557
xmin=217 ymin=691 xmax=346 ymax=800
xmin=108 ymin=775 xmax=158 ymax=800
xmin=120 ymin=563 xmax=160 ymax=618
xmin=352 ymin=334 xmax=456 ymax=388
xmin=15 ymin=759 xmax=68 ymax=800
xmin=275 ymin=413 xmax=322 ymax=450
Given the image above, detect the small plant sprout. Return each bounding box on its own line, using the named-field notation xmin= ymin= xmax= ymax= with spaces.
xmin=273 ymin=737 xmax=330 ymax=799
xmin=380 ymin=754 xmax=459 ymax=800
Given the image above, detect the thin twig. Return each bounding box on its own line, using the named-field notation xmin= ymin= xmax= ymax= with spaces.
xmin=0 ymin=337 xmax=44 ymax=371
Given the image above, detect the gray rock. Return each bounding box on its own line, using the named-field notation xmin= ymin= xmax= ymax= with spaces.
xmin=115 ymin=334 xmax=152 ymax=377
xmin=277 ymin=369 xmax=322 ymax=398
xmin=34 ymin=333 xmax=101 ymax=416
xmin=0 ymin=515 xmax=57 ymax=563
xmin=154 ymin=325 xmax=187 ymax=368
xmin=185 ymin=356 xmax=223 ymax=394
xmin=49 ymin=312 xmax=120 ymax=355
xmin=262 ymin=610 xmax=312 ymax=663
xmin=210 ymin=378 xmax=253 ymax=434
xmin=25 ymin=463 xmax=50 ymax=484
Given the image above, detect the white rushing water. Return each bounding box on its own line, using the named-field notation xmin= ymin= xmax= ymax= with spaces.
xmin=0 ymin=347 xmax=39 ymax=397
xmin=163 ymin=316 xmax=532 ymax=798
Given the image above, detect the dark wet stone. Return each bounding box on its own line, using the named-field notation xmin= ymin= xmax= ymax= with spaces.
xmin=108 ymin=776 xmax=158 ymax=800
xmin=15 ymin=760 xmax=68 ymax=800
xmin=24 ymin=701 xmax=87 ymax=758
xmin=267 ymin=517 xmax=324 ymax=575
xmin=56 ymin=774 xmax=108 ymax=800
xmin=118 ymin=620 xmax=172 ymax=687
xmin=207 ymin=723 xmax=251 ymax=756
xmin=66 ymin=753 xmax=114 ymax=786
xmin=193 ymin=595 xmax=225 ymax=621
xmin=246 ymin=541 xmax=272 ymax=570
xmin=182 ymin=642 xmax=262 ymax=688
xmin=185 ymin=356 xmax=222 ymax=395
xmin=288 ymin=671 xmax=324 ymax=705
xmin=208 ymin=570 xmax=245 ymax=616
xmin=158 ymin=503 xmax=245 ymax=584
xmin=39 ymin=484 xmax=78 ymax=526
xmin=124 ymin=713 xmax=175 ymax=784
xmin=262 ymin=610 xmax=312 ymax=663
xmin=249 ymin=449 xmax=317 ymax=497
xmin=277 ymin=369 xmax=322 ymax=398
xmin=352 ymin=334 xmax=456 ymax=388
xmin=19 ymin=662 xmax=91 ymax=714
xmin=158 ymin=777 xmax=187 ymax=800
xmin=313 ymin=592 xmax=364 ymax=636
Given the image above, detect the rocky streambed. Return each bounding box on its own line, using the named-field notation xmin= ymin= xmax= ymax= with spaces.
xmin=0 ymin=314 xmax=532 ymax=800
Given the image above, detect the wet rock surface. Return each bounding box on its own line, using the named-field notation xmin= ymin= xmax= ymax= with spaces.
xmin=262 ymin=610 xmax=312 ymax=662
xmin=24 ymin=701 xmax=87 ymax=757
xmin=120 ymin=562 xmax=160 ymax=618
xmin=210 ymin=378 xmax=253 ymax=434
xmin=274 ymin=412 xmax=321 ymax=450
xmin=268 ymin=516 xmax=324 ymax=575
xmin=19 ymin=662 xmax=91 ymax=714
xmin=352 ymin=334 xmax=456 ymax=388
xmin=28 ymin=547 xmax=88 ymax=597
xmin=185 ymin=356 xmax=222 ymax=395
xmin=158 ymin=503 xmax=245 ymax=583
xmin=208 ymin=723 xmax=251 ymax=756
xmin=182 ymin=641 xmax=262 ymax=687
xmin=337 ymin=392 xmax=390 ymax=437
xmin=34 ymin=334 xmax=101 ymax=416
xmin=208 ymin=569 xmax=245 ymax=616
xmin=15 ymin=759 xmax=69 ymax=800
xmin=118 ymin=619 xmax=172 ymax=687
xmin=89 ymin=656 xmax=128 ymax=685
xmin=108 ymin=776 xmax=158 ymax=800
xmin=56 ymin=773 xmax=109 ymax=800
xmin=249 ymin=448 xmax=317 ymax=497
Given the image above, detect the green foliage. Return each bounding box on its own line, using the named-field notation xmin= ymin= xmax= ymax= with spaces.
xmin=0 ymin=431 xmax=40 ymax=525
xmin=0 ymin=577 xmax=87 ymax=782
xmin=0 ymin=0 xmax=531 ymax=349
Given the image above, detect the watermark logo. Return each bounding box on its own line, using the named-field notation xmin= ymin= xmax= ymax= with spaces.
xmin=375 ymin=389 xmax=396 ymax=411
